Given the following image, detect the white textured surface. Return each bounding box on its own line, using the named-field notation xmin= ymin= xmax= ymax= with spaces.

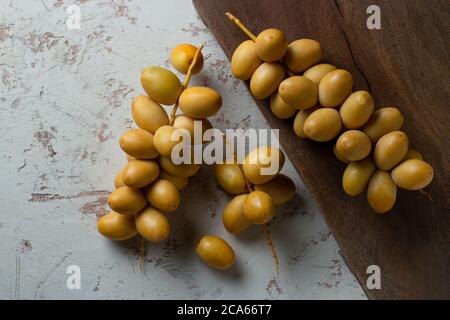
xmin=0 ymin=0 xmax=366 ymax=299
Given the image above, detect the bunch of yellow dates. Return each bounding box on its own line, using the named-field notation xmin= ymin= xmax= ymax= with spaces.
xmin=227 ymin=13 xmax=434 ymax=214
xmin=97 ymin=44 xmax=239 ymax=270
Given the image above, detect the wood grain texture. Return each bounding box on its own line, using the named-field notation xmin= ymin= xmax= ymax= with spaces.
xmin=193 ymin=0 xmax=450 ymax=299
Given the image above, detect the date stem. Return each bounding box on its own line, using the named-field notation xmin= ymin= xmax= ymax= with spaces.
xmin=225 ymin=12 xmax=257 ymax=41
xmin=263 ymin=223 xmax=279 ymax=275
xmin=169 ymin=44 xmax=204 ymax=125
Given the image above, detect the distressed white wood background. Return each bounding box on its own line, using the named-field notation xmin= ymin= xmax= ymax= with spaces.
xmin=0 ymin=0 xmax=366 ymax=299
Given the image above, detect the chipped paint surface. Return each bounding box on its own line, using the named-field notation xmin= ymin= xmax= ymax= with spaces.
xmin=0 ymin=0 xmax=366 ymax=299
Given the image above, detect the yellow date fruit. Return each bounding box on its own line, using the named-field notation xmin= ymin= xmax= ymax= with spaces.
xmin=367 ymin=170 xmax=397 ymax=214
xmin=255 ymin=28 xmax=288 ymax=62
xmin=278 ymin=76 xmax=318 ymax=109
xmin=342 ymin=157 xmax=376 ymax=196
xmin=122 ymin=160 xmax=160 ymax=189
xmin=335 ymin=130 xmax=372 ymax=162
xmin=135 ymin=207 xmax=170 ymax=242
xmin=153 ymin=125 xmax=182 ymax=157
xmin=284 ymin=39 xmax=322 ymax=73
xmin=293 ymin=108 xmax=315 ymax=139
xmin=254 ymin=174 xmax=296 ymax=205
xmin=145 ymin=179 xmax=181 ymax=213
xmin=169 ymin=43 xmax=203 ymax=75
xmin=403 ymin=149 xmax=423 ymax=161
xmin=179 ymin=87 xmax=222 ymax=118
xmin=270 ymin=91 xmax=298 ymax=119
xmin=108 ymin=186 xmax=147 ymax=215
xmin=318 ymin=69 xmax=353 ymax=107
xmin=214 ymin=163 xmax=247 ymax=194
xmin=362 ymin=107 xmax=404 ymax=142
xmin=231 ymin=40 xmax=263 ymax=80
xmin=97 ymin=211 xmax=137 ymax=241
xmin=243 ymin=191 xmax=276 ymax=224
xmin=140 ymin=66 xmax=182 ymax=105
xmin=374 ymin=131 xmax=409 ymax=170
xmin=119 ymin=129 xmax=159 ymax=159
xmin=131 ymin=95 xmax=169 ymax=134
xmin=340 ymin=91 xmax=374 ymax=129
xmin=158 ymin=156 xmax=200 ymax=178
xmin=303 ymin=108 xmax=342 ymax=142
xmin=243 ymin=146 xmax=285 ymax=185
xmin=159 ymin=170 xmax=189 ymax=190
xmin=333 ymin=144 xmax=350 ymax=164
xmin=114 ymin=169 xmax=125 ymax=188
xmin=303 ymin=63 xmax=336 ymax=84
xmin=223 ymin=194 xmax=251 ymax=234
xmin=173 ymin=115 xmax=213 ymax=144
xmin=250 ymin=62 xmax=285 ymax=99
xmin=391 ymin=159 xmax=433 ymax=190
xmin=196 ymin=235 xmax=235 ymax=270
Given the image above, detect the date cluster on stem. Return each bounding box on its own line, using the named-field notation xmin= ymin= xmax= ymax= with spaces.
xmin=97 ymin=44 xmax=237 ymax=270
xmin=226 ymin=12 xmax=434 ymax=214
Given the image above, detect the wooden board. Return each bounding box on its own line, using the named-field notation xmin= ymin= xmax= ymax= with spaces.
xmin=193 ymin=0 xmax=450 ymax=299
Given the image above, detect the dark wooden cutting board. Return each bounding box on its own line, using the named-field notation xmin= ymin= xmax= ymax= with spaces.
xmin=193 ymin=0 xmax=450 ymax=299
